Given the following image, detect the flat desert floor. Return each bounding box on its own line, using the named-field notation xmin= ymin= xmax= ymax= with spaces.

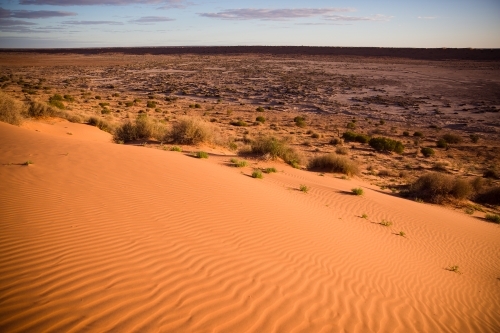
xmin=1 ymin=50 xmax=499 ymax=332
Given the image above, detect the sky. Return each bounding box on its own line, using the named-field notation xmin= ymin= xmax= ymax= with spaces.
xmin=0 ymin=0 xmax=499 ymax=48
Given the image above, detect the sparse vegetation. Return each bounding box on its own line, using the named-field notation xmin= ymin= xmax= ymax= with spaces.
xmin=351 ymin=188 xmax=364 ymax=196
xmin=299 ymin=184 xmax=309 ymax=193
xmin=420 ymin=147 xmax=435 ymax=157
xmin=342 ymin=131 xmax=370 ymax=143
xmin=195 ymin=151 xmax=209 ymax=159
xmin=441 ymin=133 xmax=463 ymax=144
xmin=369 ymin=137 xmax=404 ymax=154
xmin=398 ymin=231 xmax=406 ymax=237
xmin=263 ymin=167 xmax=277 ymax=174
xmin=255 ymin=116 xmax=265 ymax=123
xmin=114 ymin=114 xmax=166 ymax=142
xmin=230 ymin=158 xmax=247 ymax=167
xmin=88 ymin=117 xmax=114 ymax=134
xmin=23 ymin=160 xmax=33 ymax=166
xmin=0 ymin=92 xmax=25 ymax=125
xmin=485 ymin=214 xmax=500 ymax=223
xmin=170 ymin=146 xmax=182 ymax=152
xmin=170 ymin=117 xmax=217 ymax=145
xmin=407 ymin=173 xmax=473 ymax=203
xmin=249 ymin=136 xmax=302 ymax=167
xmin=252 ymin=169 xmax=263 ymax=178
xmin=361 ymin=213 xmax=368 ymax=219
xmin=308 ymin=153 xmax=359 ymax=176
xmin=448 ymin=265 xmax=461 ymax=274
xmin=380 ymin=220 xmax=393 ymax=227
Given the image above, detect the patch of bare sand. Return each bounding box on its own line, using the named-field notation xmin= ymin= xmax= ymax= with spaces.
xmin=0 ymin=121 xmax=499 ymax=332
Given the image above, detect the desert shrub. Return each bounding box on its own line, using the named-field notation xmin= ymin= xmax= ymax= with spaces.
xmin=299 ymin=184 xmax=309 ymax=193
xmin=403 ymin=131 xmax=410 ymax=136
xmin=170 ymin=117 xmax=216 ymax=145
xmin=252 ymin=169 xmax=263 ymax=178
xmin=352 ymin=188 xmax=364 ymax=195
xmin=147 ymin=100 xmax=156 ymax=108
xmin=294 ymin=116 xmax=306 ymax=128
xmin=27 ymin=102 xmax=58 ymax=118
xmin=263 ymin=167 xmax=277 ymax=173
xmin=135 ymin=114 xmax=166 ymax=141
xmin=195 ymin=151 xmax=209 ymax=159
xmin=308 ymin=153 xmax=359 ymax=176
xmin=413 ymin=131 xmax=424 ymax=137
xmin=0 ymin=92 xmax=25 ymax=125
xmin=255 ymin=116 xmax=265 ymax=123
xmin=346 ymin=122 xmax=356 ymax=129
xmin=369 ymin=137 xmax=404 ymax=154
xmin=256 ymin=106 xmax=265 ymax=112
xmin=342 ymin=131 xmax=370 ymax=143
xmin=485 ymin=214 xmax=500 ymax=223
xmin=88 ymin=116 xmax=114 ymax=133
xmin=407 ymin=173 xmax=473 ymax=203
xmin=475 ymin=186 xmax=500 ymax=205
xmin=230 ymin=158 xmax=247 ymax=167
xmin=170 ymin=146 xmax=182 ymax=152
xmin=436 ymin=138 xmax=448 ymax=149
xmin=329 ymin=138 xmax=341 ymax=145
xmin=441 ymin=133 xmax=463 ymax=144
xmin=335 ymin=146 xmax=349 ymax=155
xmin=421 ymin=147 xmax=435 ymax=157
xmin=113 ymin=121 xmax=135 ymax=142
xmin=249 ymin=136 xmax=302 ymax=166
xmin=125 ymin=101 xmax=134 ymax=107
xmin=470 ymin=134 xmax=480 ymax=143
xmin=48 ymin=94 xmax=65 ymax=109
xmin=230 ymin=120 xmax=248 ymax=127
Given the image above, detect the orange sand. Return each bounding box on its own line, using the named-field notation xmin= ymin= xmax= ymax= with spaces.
xmin=0 ymin=121 xmax=499 ymax=332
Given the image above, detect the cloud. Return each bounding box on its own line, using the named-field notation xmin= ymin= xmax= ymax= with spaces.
xmin=0 ymin=7 xmax=76 ymax=19
xmin=0 ymin=18 xmax=37 ymax=26
xmin=199 ymin=8 xmax=355 ymax=21
xmin=129 ymin=16 xmax=174 ymax=23
xmin=418 ymin=16 xmax=437 ymax=20
xmin=19 ymin=0 xmax=183 ymax=5
xmin=62 ymin=20 xmax=124 ymax=25
xmin=324 ymin=14 xmax=392 ymax=22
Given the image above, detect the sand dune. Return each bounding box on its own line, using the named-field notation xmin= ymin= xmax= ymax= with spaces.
xmin=0 ymin=121 xmax=499 ymax=332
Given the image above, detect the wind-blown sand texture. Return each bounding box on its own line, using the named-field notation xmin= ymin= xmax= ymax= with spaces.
xmin=1 ymin=120 xmax=499 ymax=332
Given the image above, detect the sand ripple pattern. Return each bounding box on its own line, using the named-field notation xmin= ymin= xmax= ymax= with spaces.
xmin=1 ymin=122 xmax=499 ymax=332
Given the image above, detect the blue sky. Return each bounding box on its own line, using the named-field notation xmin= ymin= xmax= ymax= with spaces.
xmin=0 ymin=0 xmax=499 ymax=48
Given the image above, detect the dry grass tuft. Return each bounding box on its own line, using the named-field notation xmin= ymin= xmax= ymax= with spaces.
xmin=170 ymin=117 xmax=217 ymax=145
xmin=0 ymin=92 xmax=25 ymax=125
xmin=308 ymin=153 xmax=359 ymax=176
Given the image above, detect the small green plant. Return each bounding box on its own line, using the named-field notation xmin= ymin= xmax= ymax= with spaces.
xmin=464 ymin=207 xmax=474 ymax=215
xmin=448 ymin=265 xmax=461 ymax=274
xmin=23 ymin=160 xmax=33 ymax=166
xmin=485 ymin=214 xmax=500 ymax=223
xmin=380 ymin=220 xmax=393 ymax=227
xmin=352 ymin=188 xmax=364 ymax=196
xmin=230 ymin=158 xmax=247 ymax=167
xmin=420 ymin=147 xmax=435 ymax=157
xmin=299 ymin=184 xmax=309 ymax=193
xmin=361 ymin=213 xmax=368 ymax=219
xmin=263 ymin=167 xmax=277 ymax=174
xmin=252 ymin=169 xmax=263 ymax=179
xmin=256 ymin=116 xmax=265 ymax=123
xmin=195 ymin=151 xmax=209 ymax=159
xmin=170 ymin=146 xmax=182 ymax=152
xmin=230 ymin=120 xmax=248 ymax=127
xmin=398 ymin=231 xmax=406 ymax=237
xmin=256 ymin=106 xmax=265 ymax=112
xmin=146 ymin=100 xmax=157 ymax=108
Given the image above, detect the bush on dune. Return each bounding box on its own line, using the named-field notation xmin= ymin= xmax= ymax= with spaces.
xmin=407 ymin=172 xmax=473 ymax=203
xmin=170 ymin=117 xmax=217 ymax=145
xmin=114 ymin=114 xmax=166 ymax=142
xmin=249 ymin=136 xmax=302 ymax=167
xmin=308 ymin=153 xmax=359 ymax=176
xmin=0 ymin=92 xmax=25 ymax=125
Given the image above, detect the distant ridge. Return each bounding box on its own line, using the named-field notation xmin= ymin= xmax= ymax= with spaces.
xmin=1 ymin=46 xmax=499 ymax=60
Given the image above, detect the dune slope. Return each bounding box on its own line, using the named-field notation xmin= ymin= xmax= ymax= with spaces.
xmin=0 ymin=121 xmax=499 ymax=332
